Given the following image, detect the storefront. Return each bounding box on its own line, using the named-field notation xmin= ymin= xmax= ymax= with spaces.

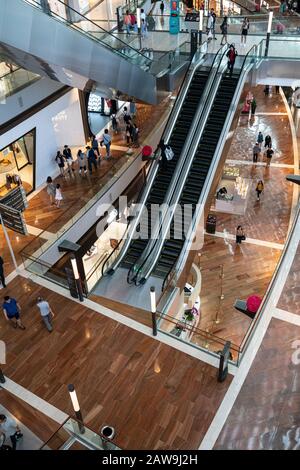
xmin=214 ymin=164 xmax=250 ymax=215
xmin=0 ymin=129 xmax=35 ymax=197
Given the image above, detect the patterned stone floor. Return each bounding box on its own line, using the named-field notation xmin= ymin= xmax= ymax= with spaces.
xmin=215 ymin=318 xmax=300 ymax=450
xmin=277 ymin=242 xmax=300 ymax=315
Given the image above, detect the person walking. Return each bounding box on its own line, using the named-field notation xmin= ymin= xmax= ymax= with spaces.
xmin=123 ymin=106 xmax=132 ymax=130
xmin=2 ymin=295 xmax=25 ymax=329
xmin=86 ymin=146 xmax=98 ymax=174
xmin=77 ymin=149 xmax=87 ymax=175
xmin=257 ymin=131 xmax=264 ymax=149
xmin=132 ymin=123 xmax=140 ymax=147
xmin=46 ymin=176 xmax=56 ymax=205
xmin=241 ymin=17 xmax=250 ymax=46
xmin=266 ymin=147 xmax=274 ymax=167
xmin=251 ymin=97 xmax=257 ymax=115
xmin=55 ymin=184 xmax=63 ymax=208
xmin=125 ymin=122 xmax=134 ymax=146
xmin=101 ymin=129 xmax=112 ymax=159
xmin=226 ymin=44 xmax=237 ymax=76
xmin=0 ymin=414 xmax=22 ymax=450
xmin=141 ymin=18 xmax=148 ymax=38
xmin=111 ymin=114 xmax=118 ymax=133
xmin=236 ymin=225 xmax=246 ymax=244
xmin=55 ymin=150 xmax=65 ymax=177
xmin=210 ymin=8 xmax=217 ymax=39
xmin=124 ymin=10 xmax=131 ymax=35
xmin=220 ymin=16 xmax=228 ymax=45
xmin=264 ymin=134 xmax=272 ymax=148
xmin=160 ymin=1 xmax=164 ymax=15
xmin=157 ymin=138 xmax=168 ymax=170
xmin=63 ymin=145 xmax=75 ymax=174
xmin=91 ymin=135 xmax=100 ymax=157
xmin=253 ymin=142 xmax=260 ymax=164
xmin=256 ymin=180 xmax=264 ymax=201
xmin=0 ymin=256 xmax=6 ymax=288
xmin=36 ymin=297 xmax=54 ymax=332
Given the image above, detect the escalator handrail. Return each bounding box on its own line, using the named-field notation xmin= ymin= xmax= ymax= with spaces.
xmin=101 ymin=42 xmax=208 ymax=277
xmin=132 ymin=45 xmax=230 ymax=285
xmin=165 ymin=43 xmax=261 ymax=288
xmin=22 ymin=0 xmax=157 ymax=67
xmin=126 ymin=49 xmax=211 ymax=284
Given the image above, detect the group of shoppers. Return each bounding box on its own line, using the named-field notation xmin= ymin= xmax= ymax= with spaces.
xmin=2 ymin=294 xmax=55 ymax=333
xmin=253 ymin=131 xmax=274 ymax=167
xmin=124 ymin=8 xmax=148 ymax=37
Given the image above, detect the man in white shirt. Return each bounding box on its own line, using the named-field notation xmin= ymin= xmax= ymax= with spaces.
xmin=101 ymin=129 xmax=112 ymax=159
xmin=140 ymin=8 xmax=146 ymax=21
xmin=36 ymin=297 xmax=54 ymax=332
xmin=0 ymin=414 xmax=21 ymax=450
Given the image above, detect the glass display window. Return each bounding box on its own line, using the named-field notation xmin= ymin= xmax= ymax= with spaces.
xmin=0 ymin=129 xmax=35 ymax=197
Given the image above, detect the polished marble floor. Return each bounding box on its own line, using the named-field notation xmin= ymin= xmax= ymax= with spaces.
xmin=214 ymin=318 xmax=300 ymax=450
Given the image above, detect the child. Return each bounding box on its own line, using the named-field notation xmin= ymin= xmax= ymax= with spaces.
xmin=55 ymin=183 xmax=63 ymax=208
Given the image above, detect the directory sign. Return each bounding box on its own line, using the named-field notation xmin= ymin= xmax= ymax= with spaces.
xmin=0 ymin=203 xmax=28 ymax=235
xmin=169 ymin=0 xmax=180 ymax=35
xmin=0 ymin=186 xmax=28 ymax=212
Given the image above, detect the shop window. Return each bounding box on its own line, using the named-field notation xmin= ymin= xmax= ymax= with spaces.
xmin=0 ymin=129 xmax=35 ymax=197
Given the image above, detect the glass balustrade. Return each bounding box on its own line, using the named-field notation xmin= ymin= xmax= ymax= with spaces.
xmin=0 ymin=67 xmax=40 ymax=101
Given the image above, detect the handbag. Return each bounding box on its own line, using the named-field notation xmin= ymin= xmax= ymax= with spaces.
xmin=14 ymin=431 xmax=23 ymax=441
xmin=241 ymin=235 xmax=246 ymax=241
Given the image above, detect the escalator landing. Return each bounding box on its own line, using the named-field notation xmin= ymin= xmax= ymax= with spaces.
xmin=92 ymin=268 xmax=163 ymax=312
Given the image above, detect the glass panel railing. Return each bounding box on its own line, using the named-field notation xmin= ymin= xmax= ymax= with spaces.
xmin=0 ymin=67 xmax=40 ymax=101
xmin=21 ymin=0 xmax=191 ymax=76
xmin=22 ymin=0 xmax=154 ymax=70
xmin=40 ymin=417 xmax=121 ymax=450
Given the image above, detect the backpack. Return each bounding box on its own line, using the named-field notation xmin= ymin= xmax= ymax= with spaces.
xmin=165 ymin=146 xmax=174 ymax=161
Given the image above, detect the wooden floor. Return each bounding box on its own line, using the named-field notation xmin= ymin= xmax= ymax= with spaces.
xmin=0 ymin=276 xmax=232 ymax=450
xmin=192 ymin=235 xmax=282 ymax=349
xmin=0 ymin=99 xmax=171 ymax=276
xmin=215 ymin=318 xmax=300 ymax=450
xmin=177 ymin=85 xmax=294 ymax=354
xmin=0 ymin=389 xmax=59 ymax=444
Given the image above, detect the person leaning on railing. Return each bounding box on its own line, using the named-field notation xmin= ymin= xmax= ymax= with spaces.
xmin=40 ymin=0 xmax=51 ymax=15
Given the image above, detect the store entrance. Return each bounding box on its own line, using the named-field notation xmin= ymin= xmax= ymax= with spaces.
xmin=0 ymin=129 xmax=35 ymax=197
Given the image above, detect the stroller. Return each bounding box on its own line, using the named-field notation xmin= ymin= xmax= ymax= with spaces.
xmin=0 ymin=433 xmax=12 ymax=450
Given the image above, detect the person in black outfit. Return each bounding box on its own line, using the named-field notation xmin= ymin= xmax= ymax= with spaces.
xmin=0 ymin=256 xmax=6 ymax=288
xmin=264 ymin=135 xmax=272 ymax=148
xmin=157 ymin=138 xmax=168 ymax=170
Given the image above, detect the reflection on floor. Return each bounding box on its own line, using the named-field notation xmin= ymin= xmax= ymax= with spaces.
xmin=92 ymin=267 xmax=163 ymax=312
xmin=0 ymin=276 xmax=232 ymax=450
xmin=0 ymin=403 xmax=44 ymax=450
xmin=215 ymin=318 xmax=300 ymax=450
xmin=163 ymin=85 xmax=294 ymax=359
xmin=0 ymin=389 xmax=59 ymax=448
xmin=277 ymin=241 xmax=300 ymax=314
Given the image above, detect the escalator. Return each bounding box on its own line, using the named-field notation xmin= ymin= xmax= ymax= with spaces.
xmin=152 ymin=72 xmax=240 ymax=279
xmin=120 ymin=67 xmax=211 ymax=271
xmin=0 ymin=0 xmax=189 ymax=103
